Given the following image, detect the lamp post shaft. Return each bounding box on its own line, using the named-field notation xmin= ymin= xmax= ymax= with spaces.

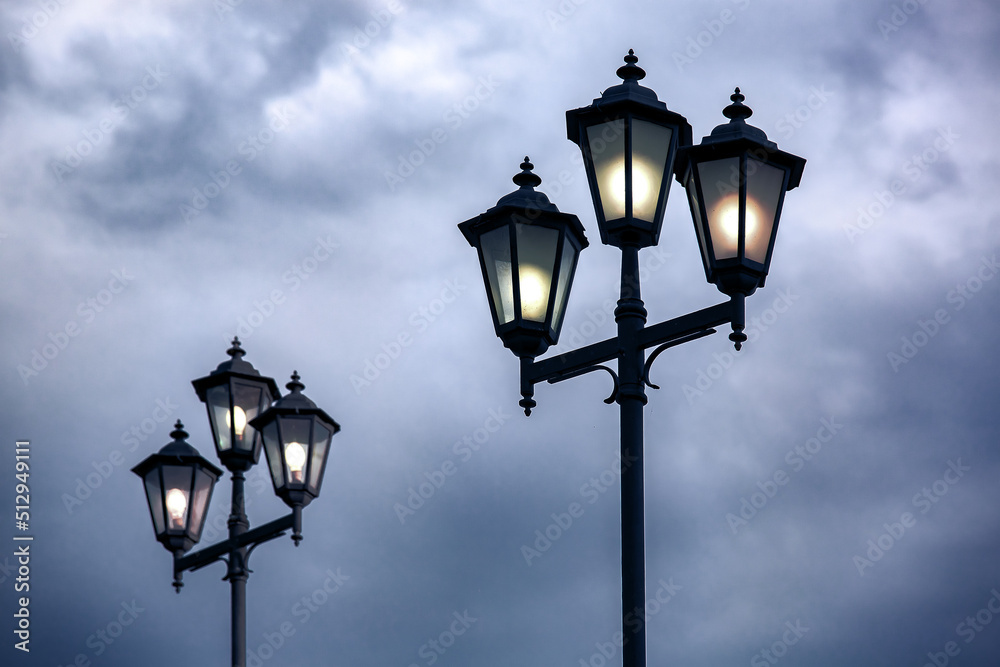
xmin=228 ymin=471 xmax=250 ymax=667
xmin=616 ymin=244 xmax=648 ymax=667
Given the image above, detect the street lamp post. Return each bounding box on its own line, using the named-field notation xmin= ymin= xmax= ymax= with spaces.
xmin=132 ymin=338 xmax=340 ymax=667
xmin=458 ymin=51 xmax=805 ymax=667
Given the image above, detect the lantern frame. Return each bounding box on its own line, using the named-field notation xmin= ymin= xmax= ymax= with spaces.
xmin=458 ymin=157 xmax=589 ymax=359
xmin=131 ymin=420 xmax=223 ymax=555
xmin=674 ymin=88 xmax=806 ymax=297
xmin=249 ymin=371 xmax=340 ymax=510
xmin=191 ymin=338 xmax=281 ymax=472
xmin=566 ymin=50 xmax=692 ymax=249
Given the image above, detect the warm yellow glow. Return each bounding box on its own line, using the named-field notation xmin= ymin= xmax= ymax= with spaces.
xmin=519 ymin=266 xmax=549 ymax=321
xmin=712 ymin=194 xmax=765 ymax=254
xmin=165 ymin=488 xmax=188 ymax=529
xmin=226 ymin=405 xmax=248 ymax=437
xmin=285 ymin=442 xmax=307 ymax=483
xmin=601 ymin=157 xmax=659 ymax=216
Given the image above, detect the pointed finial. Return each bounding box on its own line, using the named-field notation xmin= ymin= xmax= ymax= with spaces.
xmin=227 ymin=337 xmax=246 ymax=359
xmin=512 ymin=156 xmax=542 ymax=189
xmin=616 ymin=49 xmax=646 ymax=83
xmin=722 ymin=87 xmax=753 ymax=122
xmin=286 ymin=371 xmax=305 ymax=393
xmin=170 ymin=420 xmax=189 ymax=441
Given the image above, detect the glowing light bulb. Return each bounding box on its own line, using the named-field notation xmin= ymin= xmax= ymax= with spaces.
xmin=285 ymin=442 xmax=307 ymax=483
xmin=713 ymin=194 xmax=764 ymax=255
xmin=226 ymin=406 xmax=248 ymax=443
xmin=165 ymin=488 xmax=188 ymax=529
xmin=519 ymin=266 xmax=549 ymax=321
xmin=610 ymin=164 xmax=652 ymax=210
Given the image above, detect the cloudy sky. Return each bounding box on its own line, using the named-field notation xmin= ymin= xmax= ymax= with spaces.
xmin=1 ymin=0 xmax=999 ymax=665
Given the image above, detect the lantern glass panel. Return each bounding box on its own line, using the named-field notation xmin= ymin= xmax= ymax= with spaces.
xmin=262 ymin=421 xmax=283 ymax=489
xmin=206 ymin=385 xmax=233 ymax=451
xmin=308 ymin=423 xmax=332 ymax=493
xmin=630 ymin=119 xmax=673 ymax=222
xmin=279 ymin=416 xmax=312 ymax=486
xmin=686 ymin=178 xmax=710 ymax=270
xmin=551 ymin=241 xmax=578 ymax=336
xmin=698 ymin=157 xmax=741 ymax=259
xmin=586 ymin=119 xmax=627 ymax=221
xmin=232 ymin=382 xmax=265 ymax=452
xmin=144 ymin=471 xmax=165 ymax=535
xmin=161 ymin=465 xmax=193 ymax=532
xmin=480 ymin=226 xmax=514 ymax=324
xmin=188 ymin=468 xmax=214 ymax=542
xmin=514 ymin=223 xmax=558 ymax=323
xmin=744 ymin=159 xmax=786 ymax=264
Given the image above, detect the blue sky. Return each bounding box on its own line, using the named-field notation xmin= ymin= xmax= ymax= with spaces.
xmin=1 ymin=0 xmax=999 ymax=665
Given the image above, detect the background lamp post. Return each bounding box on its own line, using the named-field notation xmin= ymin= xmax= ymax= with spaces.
xmin=132 ymin=338 xmax=340 ymax=667
xmin=458 ymin=52 xmax=805 ymax=667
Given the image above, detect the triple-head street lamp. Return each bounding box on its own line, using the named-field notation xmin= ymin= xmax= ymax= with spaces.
xmin=458 ymin=51 xmax=804 ymax=667
xmin=132 ymin=338 xmax=340 ymax=667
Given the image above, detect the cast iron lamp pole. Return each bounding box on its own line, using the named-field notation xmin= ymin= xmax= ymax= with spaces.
xmin=459 ymin=52 xmax=805 ymax=667
xmin=133 ymin=339 xmax=340 ymax=667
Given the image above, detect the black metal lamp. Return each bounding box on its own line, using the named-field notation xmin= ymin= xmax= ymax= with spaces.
xmin=674 ymin=88 xmax=806 ymax=299
xmin=249 ymin=372 xmax=339 ymax=543
xmin=132 ymin=420 xmax=223 ymax=555
xmin=566 ymin=49 xmax=692 ymax=249
xmin=458 ymin=157 xmax=589 ymax=359
xmin=191 ymin=338 xmax=281 ymax=472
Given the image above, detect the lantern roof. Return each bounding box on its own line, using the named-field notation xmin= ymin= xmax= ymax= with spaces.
xmin=192 ymin=338 xmax=281 ymax=401
xmin=460 ymin=158 xmax=588 ymax=249
xmin=131 ymin=420 xmax=223 ymax=478
xmin=251 ymin=372 xmax=340 ymax=432
xmin=701 ymin=87 xmax=774 ymax=146
xmin=566 ymin=50 xmax=692 ymax=148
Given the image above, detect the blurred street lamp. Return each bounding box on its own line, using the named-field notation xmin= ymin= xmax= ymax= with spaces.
xmin=132 ymin=338 xmax=340 ymax=667
xmin=458 ymin=51 xmax=805 ymax=667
